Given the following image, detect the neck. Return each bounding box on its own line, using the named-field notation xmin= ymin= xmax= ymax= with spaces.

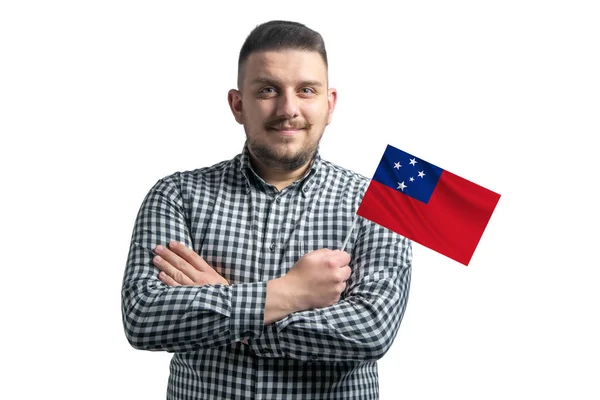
xmin=250 ymin=157 xmax=313 ymax=191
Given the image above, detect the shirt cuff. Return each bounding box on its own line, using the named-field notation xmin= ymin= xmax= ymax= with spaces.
xmin=248 ymin=323 xmax=285 ymax=358
xmin=229 ymin=282 xmax=267 ymax=341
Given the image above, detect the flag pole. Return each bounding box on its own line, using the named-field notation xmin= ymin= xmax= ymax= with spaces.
xmin=340 ymin=214 xmax=359 ymax=251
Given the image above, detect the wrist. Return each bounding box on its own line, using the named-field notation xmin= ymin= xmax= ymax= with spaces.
xmin=264 ymin=277 xmax=298 ymax=325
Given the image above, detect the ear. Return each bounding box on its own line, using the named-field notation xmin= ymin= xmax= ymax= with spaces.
xmin=227 ymin=89 xmax=244 ymax=124
xmin=326 ymin=88 xmax=338 ymax=125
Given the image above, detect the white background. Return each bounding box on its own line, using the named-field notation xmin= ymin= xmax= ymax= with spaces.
xmin=1 ymin=1 xmax=599 ymax=399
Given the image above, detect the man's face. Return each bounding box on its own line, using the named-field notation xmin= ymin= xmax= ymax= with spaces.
xmin=229 ymin=50 xmax=337 ymax=172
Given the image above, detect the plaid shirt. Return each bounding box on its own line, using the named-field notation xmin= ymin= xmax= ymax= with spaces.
xmin=122 ymin=144 xmax=412 ymax=399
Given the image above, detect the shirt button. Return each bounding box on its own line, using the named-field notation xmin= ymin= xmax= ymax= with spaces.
xmin=269 ymin=242 xmax=276 ymax=251
xmin=275 ymin=197 xmax=281 ymax=204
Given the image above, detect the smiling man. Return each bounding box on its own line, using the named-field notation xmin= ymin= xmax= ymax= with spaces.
xmin=122 ymin=20 xmax=412 ymax=399
xmin=231 ymin=40 xmax=336 ymax=190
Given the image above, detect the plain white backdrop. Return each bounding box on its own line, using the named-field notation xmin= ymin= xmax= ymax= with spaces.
xmin=1 ymin=1 xmax=599 ymax=399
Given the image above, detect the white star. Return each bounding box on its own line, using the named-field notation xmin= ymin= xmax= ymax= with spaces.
xmin=397 ymin=181 xmax=407 ymax=191
xmin=393 ymin=162 xmax=401 ymax=169
xmin=409 ymin=177 xmax=415 ymax=182
xmin=418 ymin=170 xmax=425 ymax=178
xmin=409 ymin=158 xmax=417 ymax=166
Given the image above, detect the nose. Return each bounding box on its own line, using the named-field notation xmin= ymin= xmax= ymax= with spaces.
xmin=276 ymin=90 xmax=300 ymax=119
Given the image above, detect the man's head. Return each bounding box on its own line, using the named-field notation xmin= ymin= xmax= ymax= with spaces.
xmin=236 ymin=20 xmax=329 ymax=90
xmin=228 ymin=20 xmax=337 ymax=174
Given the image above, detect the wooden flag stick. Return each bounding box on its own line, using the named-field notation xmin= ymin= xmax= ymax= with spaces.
xmin=340 ymin=214 xmax=359 ymax=251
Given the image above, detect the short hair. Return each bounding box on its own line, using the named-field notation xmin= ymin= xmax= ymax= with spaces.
xmin=237 ymin=20 xmax=328 ymax=88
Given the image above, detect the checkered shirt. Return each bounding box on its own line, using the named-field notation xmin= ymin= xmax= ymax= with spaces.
xmin=122 ymin=144 xmax=412 ymax=399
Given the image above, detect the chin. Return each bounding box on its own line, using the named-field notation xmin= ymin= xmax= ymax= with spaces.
xmin=252 ymin=144 xmax=316 ymax=171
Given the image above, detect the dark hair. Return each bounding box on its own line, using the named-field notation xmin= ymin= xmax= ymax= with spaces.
xmin=237 ymin=20 xmax=328 ymax=88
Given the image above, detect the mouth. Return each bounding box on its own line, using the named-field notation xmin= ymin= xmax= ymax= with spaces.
xmin=269 ymin=127 xmax=305 ymax=136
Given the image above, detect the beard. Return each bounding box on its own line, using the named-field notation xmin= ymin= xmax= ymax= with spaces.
xmin=247 ymin=137 xmax=319 ymax=172
xmin=245 ymin=117 xmax=323 ymax=172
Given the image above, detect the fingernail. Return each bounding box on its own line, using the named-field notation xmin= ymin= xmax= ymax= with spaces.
xmin=169 ymin=240 xmax=178 ymax=247
xmin=153 ymin=255 xmax=162 ymax=263
xmin=155 ymin=245 xmax=164 ymax=253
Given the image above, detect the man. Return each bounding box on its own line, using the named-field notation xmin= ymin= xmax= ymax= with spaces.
xmin=122 ymin=20 xmax=412 ymax=399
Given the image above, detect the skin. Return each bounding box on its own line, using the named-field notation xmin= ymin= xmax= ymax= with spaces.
xmin=228 ymin=49 xmax=337 ymax=190
xmin=153 ymin=49 xmax=351 ymax=328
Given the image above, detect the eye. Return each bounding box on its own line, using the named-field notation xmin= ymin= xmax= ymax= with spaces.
xmin=259 ymin=87 xmax=277 ymax=95
xmin=299 ymin=87 xmax=315 ymax=95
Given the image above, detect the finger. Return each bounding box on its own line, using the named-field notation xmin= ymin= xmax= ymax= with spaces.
xmin=168 ymin=241 xmax=212 ymax=272
xmin=158 ymin=271 xmax=181 ymax=287
xmin=311 ymin=248 xmax=333 ymax=255
xmin=325 ymin=251 xmax=351 ymax=269
xmin=153 ymin=255 xmax=195 ymax=285
xmin=333 ymin=250 xmax=351 ymax=266
xmin=154 ymin=244 xmax=199 ymax=280
xmin=339 ymin=265 xmax=352 ymax=282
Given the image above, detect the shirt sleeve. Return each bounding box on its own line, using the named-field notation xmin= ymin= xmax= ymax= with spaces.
xmin=248 ymin=217 xmax=412 ymax=362
xmin=121 ymin=176 xmax=267 ymax=353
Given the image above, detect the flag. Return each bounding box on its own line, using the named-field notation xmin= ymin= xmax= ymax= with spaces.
xmin=357 ymin=144 xmax=501 ymax=266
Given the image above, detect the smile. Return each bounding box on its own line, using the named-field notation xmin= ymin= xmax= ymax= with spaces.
xmin=270 ymin=127 xmax=304 ymax=135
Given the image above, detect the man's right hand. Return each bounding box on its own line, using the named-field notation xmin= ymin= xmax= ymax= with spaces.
xmin=264 ymin=249 xmax=352 ymax=325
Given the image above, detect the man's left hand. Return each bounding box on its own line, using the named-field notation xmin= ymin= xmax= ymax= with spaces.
xmin=153 ymin=241 xmax=229 ymax=286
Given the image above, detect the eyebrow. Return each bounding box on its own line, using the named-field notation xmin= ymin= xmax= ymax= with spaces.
xmin=249 ymin=77 xmax=324 ymax=87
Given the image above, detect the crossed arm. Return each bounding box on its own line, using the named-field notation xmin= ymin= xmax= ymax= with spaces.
xmin=121 ymin=178 xmax=411 ymax=362
xmin=153 ymin=240 xmax=351 ymax=326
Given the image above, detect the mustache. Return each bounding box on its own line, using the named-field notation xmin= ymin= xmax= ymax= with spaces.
xmin=265 ymin=118 xmax=312 ymax=130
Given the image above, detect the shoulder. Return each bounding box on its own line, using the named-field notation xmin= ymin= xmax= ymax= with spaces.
xmin=149 ymin=154 xmax=241 ymax=198
xmin=318 ymin=157 xmax=370 ymax=194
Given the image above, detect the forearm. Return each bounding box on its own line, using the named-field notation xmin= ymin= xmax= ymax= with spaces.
xmin=122 ymin=177 xmax=270 ymax=352
xmin=264 ymin=277 xmax=298 ymax=325
xmin=252 ymin=226 xmax=412 ymax=362
xmin=251 ymin=275 xmax=409 ymax=362
xmin=122 ymin=274 xmax=266 ymax=352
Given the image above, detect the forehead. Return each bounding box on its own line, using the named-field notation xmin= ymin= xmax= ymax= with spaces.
xmin=243 ymin=50 xmax=328 ymax=86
